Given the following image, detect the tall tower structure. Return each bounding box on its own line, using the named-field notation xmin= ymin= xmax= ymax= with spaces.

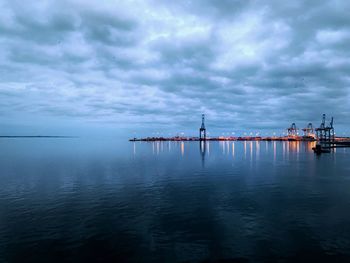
xmin=315 ymin=114 xmax=335 ymax=142
xmin=199 ymin=114 xmax=206 ymax=141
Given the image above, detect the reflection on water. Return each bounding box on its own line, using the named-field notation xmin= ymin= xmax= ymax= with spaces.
xmin=199 ymin=141 xmax=321 ymax=164
xmin=0 ymin=139 xmax=349 ymax=262
xmin=200 ymin=141 xmax=206 ymax=166
xmin=250 ymin=141 xmax=253 ymax=160
xmin=144 ymin=140 xmax=336 ymax=169
xmin=145 ymin=141 xmax=327 ymax=170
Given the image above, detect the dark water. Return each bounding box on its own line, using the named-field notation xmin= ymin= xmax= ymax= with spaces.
xmin=1 ymin=139 xmax=350 ymax=263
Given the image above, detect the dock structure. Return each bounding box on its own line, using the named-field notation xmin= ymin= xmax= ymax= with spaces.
xmin=315 ymin=114 xmax=335 ymax=143
xmin=302 ymin=123 xmax=314 ymax=137
xmin=129 ymin=113 xmax=349 ymax=144
xmin=199 ymin=114 xmax=206 ymax=141
xmin=287 ymin=123 xmax=298 ymax=137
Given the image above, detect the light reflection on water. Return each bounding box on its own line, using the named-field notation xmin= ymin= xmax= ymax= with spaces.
xmin=136 ymin=140 xmax=317 ymax=162
xmin=0 ymin=139 xmax=349 ymax=262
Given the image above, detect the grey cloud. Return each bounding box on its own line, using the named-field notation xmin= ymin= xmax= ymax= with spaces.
xmin=0 ymin=0 xmax=349 ymax=135
xmin=153 ymin=0 xmax=255 ymax=20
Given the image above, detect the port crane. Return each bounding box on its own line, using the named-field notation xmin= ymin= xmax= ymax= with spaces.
xmin=199 ymin=114 xmax=206 ymax=141
xmin=315 ymin=114 xmax=334 ymax=142
xmin=287 ymin=123 xmax=298 ymax=136
xmin=302 ymin=123 xmax=314 ymax=137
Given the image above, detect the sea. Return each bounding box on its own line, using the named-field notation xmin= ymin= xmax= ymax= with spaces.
xmin=1 ymin=138 xmax=350 ymax=262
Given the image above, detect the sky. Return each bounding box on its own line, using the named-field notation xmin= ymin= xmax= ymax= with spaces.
xmin=0 ymin=0 xmax=349 ymax=137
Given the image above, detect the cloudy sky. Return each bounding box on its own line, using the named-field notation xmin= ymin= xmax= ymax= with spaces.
xmin=0 ymin=0 xmax=349 ymax=137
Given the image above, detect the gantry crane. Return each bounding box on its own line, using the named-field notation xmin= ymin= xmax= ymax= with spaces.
xmin=315 ymin=114 xmax=334 ymax=142
xmin=199 ymin=114 xmax=206 ymax=141
xmin=302 ymin=123 xmax=314 ymax=137
xmin=287 ymin=123 xmax=298 ymax=136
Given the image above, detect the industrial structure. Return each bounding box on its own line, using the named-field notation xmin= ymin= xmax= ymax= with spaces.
xmin=287 ymin=123 xmax=298 ymax=137
xmin=130 ymin=113 xmax=347 ymax=144
xmin=315 ymin=114 xmax=334 ymax=142
xmin=199 ymin=114 xmax=206 ymax=141
xmin=302 ymin=123 xmax=314 ymax=137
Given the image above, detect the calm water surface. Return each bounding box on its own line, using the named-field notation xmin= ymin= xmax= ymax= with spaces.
xmin=1 ymin=139 xmax=350 ymax=262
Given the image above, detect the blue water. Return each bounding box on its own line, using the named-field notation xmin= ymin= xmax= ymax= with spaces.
xmin=1 ymin=139 xmax=350 ymax=262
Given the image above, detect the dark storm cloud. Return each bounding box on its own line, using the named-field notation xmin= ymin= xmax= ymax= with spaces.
xmin=0 ymin=0 xmax=349 ymax=135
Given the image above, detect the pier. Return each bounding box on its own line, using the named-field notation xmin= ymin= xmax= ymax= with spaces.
xmin=130 ymin=136 xmax=315 ymax=142
xmin=130 ymin=114 xmax=350 ymax=146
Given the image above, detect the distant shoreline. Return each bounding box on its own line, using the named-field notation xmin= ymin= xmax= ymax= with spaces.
xmin=0 ymin=136 xmax=76 ymax=138
xmin=130 ymin=136 xmax=350 ymax=142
